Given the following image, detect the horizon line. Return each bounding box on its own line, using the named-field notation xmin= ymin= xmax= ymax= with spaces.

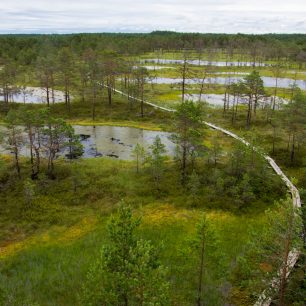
xmin=1 ymin=31 xmax=306 ymax=35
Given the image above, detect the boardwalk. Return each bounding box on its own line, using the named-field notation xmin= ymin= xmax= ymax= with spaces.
xmin=106 ymin=85 xmax=302 ymax=306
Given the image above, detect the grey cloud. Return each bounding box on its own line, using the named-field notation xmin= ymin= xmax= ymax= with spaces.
xmin=1 ymin=0 xmax=306 ymax=34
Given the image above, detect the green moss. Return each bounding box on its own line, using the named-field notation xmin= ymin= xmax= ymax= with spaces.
xmin=0 ymin=124 xmax=286 ymax=304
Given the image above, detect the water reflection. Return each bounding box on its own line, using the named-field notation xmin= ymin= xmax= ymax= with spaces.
xmin=0 ymin=125 xmax=175 ymax=161
xmin=141 ymin=58 xmax=269 ymax=67
xmin=0 ymin=87 xmax=67 ymax=104
xmin=150 ymin=77 xmax=306 ymax=90
xmin=184 ymin=94 xmax=288 ymax=108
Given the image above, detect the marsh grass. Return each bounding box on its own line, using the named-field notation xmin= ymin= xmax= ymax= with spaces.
xmin=0 ymin=129 xmax=286 ymax=305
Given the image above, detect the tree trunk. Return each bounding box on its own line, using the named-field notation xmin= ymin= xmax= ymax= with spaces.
xmin=28 ymin=127 xmax=35 ymax=179
xmin=182 ymin=144 xmax=187 ymax=185
xmin=136 ymin=154 xmax=139 ymax=173
xmin=223 ymin=91 xmax=227 ymax=115
xmin=46 ymin=85 xmax=50 ymax=107
xmin=182 ymin=59 xmax=187 ymax=102
xmin=12 ymin=128 xmax=21 ymax=179
xmin=107 ymin=86 xmax=112 ymax=106
xmin=197 ymin=235 xmax=205 ymax=306
xmin=141 ymin=80 xmax=144 ymax=118
xmin=92 ymin=84 xmax=97 ymax=121
xmin=290 ymin=134 xmax=295 ymax=164
xmin=123 ymin=294 xmax=128 ymax=306
xmin=51 ymin=87 xmax=55 ymax=104
xmin=246 ymin=96 xmax=252 ymax=129
xmin=272 ymin=77 xmax=278 ymax=111
xmin=231 ymin=94 xmax=236 ymax=125
xmin=235 ymin=95 xmax=239 ymax=122
xmin=287 ymin=134 xmax=291 ymax=152
xmin=34 ymin=147 xmax=40 ymax=178
xmin=198 ymin=74 xmax=206 ymax=103
xmin=272 ymin=125 xmax=276 ymax=155
xmin=253 ymin=97 xmax=258 ymax=118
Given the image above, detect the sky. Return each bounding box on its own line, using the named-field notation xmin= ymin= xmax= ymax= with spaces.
xmin=1 ymin=0 xmax=306 ymax=34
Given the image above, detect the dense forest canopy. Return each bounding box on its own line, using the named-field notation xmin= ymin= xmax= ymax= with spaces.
xmin=0 ymin=32 xmax=306 ymax=65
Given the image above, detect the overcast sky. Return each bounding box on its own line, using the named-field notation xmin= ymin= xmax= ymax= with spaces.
xmin=1 ymin=0 xmax=306 ymax=34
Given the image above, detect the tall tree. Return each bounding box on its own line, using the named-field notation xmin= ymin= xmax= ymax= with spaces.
xmin=284 ymin=91 xmax=306 ymax=164
xmin=198 ymin=65 xmax=212 ymax=103
xmin=132 ymin=143 xmax=146 ymax=174
xmin=241 ymin=71 xmax=265 ymax=128
xmin=228 ymin=81 xmax=244 ymax=125
xmin=58 ymin=47 xmax=75 ymax=112
xmin=81 ymin=204 xmax=169 ymax=306
xmin=133 ymin=67 xmax=148 ymax=117
xmin=172 ymin=101 xmax=204 ymax=185
xmin=18 ymin=108 xmax=47 ymax=179
xmin=4 ymin=110 xmax=23 ymax=178
xmin=41 ymin=117 xmax=82 ymax=178
xmin=179 ymin=51 xmax=191 ymax=102
xmin=147 ymin=136 xmax=167 ymax=192
xmin=190 ymin=214 xmax=223 ymax=306
xmin=251 ymin=198 xmax=302 ymax=305
xmin=0 ymin=58 xmax=18 ymax=111
xmin=103 ymin=51 xmax=119 ymax=106
xmin=270 ymin=63 xmax=284 ymax=111
xmin=82 ymin=49 xmax=101 ymax=121
xmin=187 ymin=170 xmax=201 ymax=207
xmin=36 ymin=52 xmax=57 ymax=106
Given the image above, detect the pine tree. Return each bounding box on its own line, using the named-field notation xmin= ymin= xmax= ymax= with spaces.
xmin=81 ymin=204 xmax=169 ymax=306
xmin=132 ymin=143 xmax=146 ymax=173
xmin=172 ymin=101 xmax=204 ymax=185
xmin=191 ymin=214 xmax=224 ymax=306
xmin=147 ymin=136 xmax=167 ymax=191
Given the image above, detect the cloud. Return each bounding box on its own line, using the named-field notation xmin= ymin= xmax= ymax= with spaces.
xmin=1 ymin=0 xmax=306 ymax=34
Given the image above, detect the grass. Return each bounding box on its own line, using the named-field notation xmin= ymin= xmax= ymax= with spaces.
xmin=0 ymin=123 xmax=287 ymax=305
xmin=144 ymin=64 xmax=306 ymax=80
xmin=0 ymin=93 xmax=174 ymax=131
xmin=0 ymin=185 xmax=272 ymax=305
xmin=0 ymin=71 xmax=304 ymax=305
xmin=0 ymin=206 xmax=268 ymax=305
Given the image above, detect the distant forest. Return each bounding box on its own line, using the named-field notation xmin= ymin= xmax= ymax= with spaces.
xmin=1 ymin=32 xmax=306 ymax=65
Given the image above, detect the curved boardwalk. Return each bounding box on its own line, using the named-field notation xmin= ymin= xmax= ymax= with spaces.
xmin=108 ymin=86 xmax=302 ymax=306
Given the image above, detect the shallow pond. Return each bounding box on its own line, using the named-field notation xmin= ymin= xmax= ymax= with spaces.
xmin=150 ymin=76 xmax=306 ymax=90
xmin=0 ymin=87 xmax=67 ymax=104
xmin=0 ymin=125 xmax=176 ymax=160
xmin=74 ymin=125 xmax=175 ymax=159
xmin=184 ymin=94 xmax=288 ymax=108
xmin=141 ymin=58 xmax=269 ymax=67
xmin=135 ymin=65 xmax=174 ymax=70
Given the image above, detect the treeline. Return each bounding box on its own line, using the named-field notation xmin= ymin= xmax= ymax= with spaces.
xmin=0 ymin=32 xmax=306 ymax=66
xmin=0 ymin=101 xmax=284 ymax=209
xmin=128 ymin=101 xmax=285 ymax=209
xmin=220 ymin=73 xmax=306 ymax=165
xmin=0 ymin=46 xmax=150 ymax=119
xmin=1 ymin=108 xmax=82 ymax=179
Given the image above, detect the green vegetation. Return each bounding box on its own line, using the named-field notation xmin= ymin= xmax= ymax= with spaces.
xmin=81 ymin=204 xmax=170 ymax=306
xmin=231 ymin=197 xmax=303 ymax=305
xmin=0 ymin=32 xmax=305 ymax=305
xmin=0 ymin=118 xmax=287 ymax=305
